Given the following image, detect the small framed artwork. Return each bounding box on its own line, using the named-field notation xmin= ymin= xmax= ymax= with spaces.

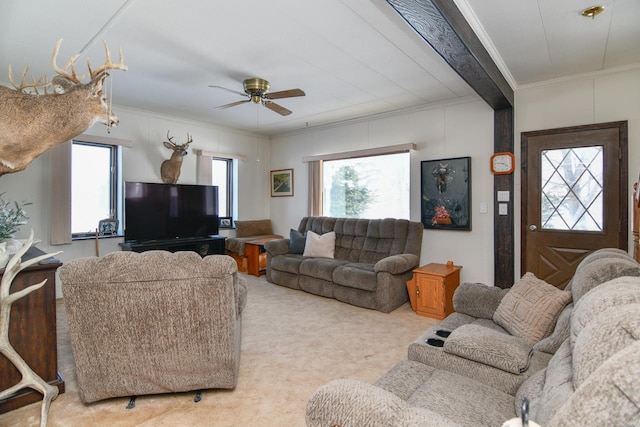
xmin=98 ymin=217 xmax=119 ymax=235
xmin=219 ymin=216 xmax=232 ymax=228
xmin=421 ymin=156 xmax=471 ymax=230
xmin=270 ymin=168 xmax=294 ymax=197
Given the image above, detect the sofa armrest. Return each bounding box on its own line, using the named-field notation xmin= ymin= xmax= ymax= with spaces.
xmin=306 ymin=379 xmax=461 ymax=427
xmin=264 ymin=238 xmax=291 ymax=256
xmin=453 ymin=282 xmax=509 ymax=319
xmin=374 ymin=254 xmax=420 ymax=275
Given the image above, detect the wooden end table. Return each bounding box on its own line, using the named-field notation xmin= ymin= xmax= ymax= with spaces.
xmin=245 ymin=238 xmax=275 ymax=277
xmin=406 ymin=262 xmax=462 ymax=319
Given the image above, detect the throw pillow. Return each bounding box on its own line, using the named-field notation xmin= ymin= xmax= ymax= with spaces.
xmin=493 ymin=272 xmax=572 ymax=345
xmin=289 ymin=229 xmax=306 ymax=254
xmin=303 ymin=230 xmax=335 ymax=258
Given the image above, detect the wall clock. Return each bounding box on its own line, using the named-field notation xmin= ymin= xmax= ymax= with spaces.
xmin=490 ymin=152 xmax=515 ymax=175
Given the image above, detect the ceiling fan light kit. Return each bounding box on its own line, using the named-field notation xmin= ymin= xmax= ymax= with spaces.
xmin=210 ymin=77 xmax=305 ymax=116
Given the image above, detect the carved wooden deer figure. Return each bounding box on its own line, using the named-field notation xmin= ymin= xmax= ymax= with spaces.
xmin=160 ymin=131 xmax=192 ymax=184
xmin=0 ymin=39 xmax=127 ymax=176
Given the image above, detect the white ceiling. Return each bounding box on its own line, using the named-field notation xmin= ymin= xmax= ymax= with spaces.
xmin=1 ymin=0 xmax=638 ymax=135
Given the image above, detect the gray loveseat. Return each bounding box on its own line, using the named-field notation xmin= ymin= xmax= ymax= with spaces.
xmin=307 ymin=249 xmax=640 ymax=426
xmin=264 ymin=216 xmax=423 ymax=313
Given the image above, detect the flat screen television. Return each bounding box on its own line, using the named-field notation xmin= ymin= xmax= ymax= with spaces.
xmin=124 ymin=182 xmax=219 ymax=243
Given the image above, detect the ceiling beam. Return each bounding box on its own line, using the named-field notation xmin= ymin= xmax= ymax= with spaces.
xmin=385 ymin=0 xmax=513 ymax=109
xmin=386 ymin=0 xmax=515 ymax=287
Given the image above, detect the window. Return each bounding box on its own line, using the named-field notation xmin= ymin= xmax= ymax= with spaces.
xmin=541 ymin=146 xmax=603 ymax=231
xmin=212 ymin=157 xmax=233 ymax=218
xmin=322 ymin=152 xmax=410 ymax=219
xmin=71 ymin=141 xmax=120 ymax=237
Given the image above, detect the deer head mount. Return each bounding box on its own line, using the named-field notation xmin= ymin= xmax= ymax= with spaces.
xmin=160 ymin=131 xmax=192 ymax=184
xmin=0 ymin=39 xmax=127 ymax=176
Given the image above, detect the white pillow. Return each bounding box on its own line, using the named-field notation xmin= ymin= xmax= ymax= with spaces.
xmin=303 ymin=230 xmax=335 ymax=258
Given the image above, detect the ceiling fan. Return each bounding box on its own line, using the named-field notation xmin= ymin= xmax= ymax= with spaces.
xmin=209 ymin=78 xmax=305 ymax=116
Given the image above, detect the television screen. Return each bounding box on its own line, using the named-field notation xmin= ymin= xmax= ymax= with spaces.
xmin=124 ymin=182 xmax=219 ymax=243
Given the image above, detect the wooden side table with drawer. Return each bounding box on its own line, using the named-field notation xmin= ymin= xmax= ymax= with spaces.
xmin=406 ymin=262 xmax=462 ymax=319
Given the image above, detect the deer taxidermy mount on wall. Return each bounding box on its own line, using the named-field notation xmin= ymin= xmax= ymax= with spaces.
xmin=160 ymin=131 xmax=192 ymax=184
xmin=0 ymin=39 xmax=127 ymax=176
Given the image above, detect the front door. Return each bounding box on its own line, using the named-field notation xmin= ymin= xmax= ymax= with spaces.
xmin=521 ymin=121 xmax=628 ymax=288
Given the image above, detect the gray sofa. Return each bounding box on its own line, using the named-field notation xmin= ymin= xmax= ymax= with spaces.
xmin=60 ymin=250 xmax=247 ymax=403
xmin=264 ymin=216 xmax=423 ymax=313
xmin=307 ymin=249 xmax=640 ymax=426
xmin=406 ymin=248 xmax=640 ymax=395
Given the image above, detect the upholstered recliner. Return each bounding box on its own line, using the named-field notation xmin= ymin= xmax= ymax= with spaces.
xmin=59 ymin=250 xmax=247 ymax=403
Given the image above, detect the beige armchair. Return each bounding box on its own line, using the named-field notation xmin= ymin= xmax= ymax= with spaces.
xmin=59 ymin=250 xmax=247 ymax=403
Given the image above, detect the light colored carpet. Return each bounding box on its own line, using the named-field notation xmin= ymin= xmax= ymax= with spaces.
xmin=0 ymin=273 xmax=438 ymax=427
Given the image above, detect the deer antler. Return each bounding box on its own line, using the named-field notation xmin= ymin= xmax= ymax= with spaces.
xmin=165 ymin=131 xmax=176 ymax=147
xmin=8 ymin=65 xmax=51 ymax=94
xmin=87 ymin=40 xmax=128 ymax=80
xmin=51 ymin=39 xmax=85 ymax=84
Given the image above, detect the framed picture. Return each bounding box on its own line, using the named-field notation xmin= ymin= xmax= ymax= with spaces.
xmin=98 ymin=217 xmax=119 ymax=235
xmin=270 ymin=168 xmax=294 ymax=197
xmin=219 ymin=216 xmax=232 ymax=228
xmin=421 ymin=157 xmax=471 ymax=230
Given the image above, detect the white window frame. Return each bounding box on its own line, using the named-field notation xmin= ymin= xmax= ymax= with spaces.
xmin=50 ymin=134 xmax=131 ymax=245
xmin=304 ymin=143 xmax=415 ymax=218
xmin=70 ymin=141 xmax=121 ymax=238
xmin=212 ymin=157 xmax=234 ymax=219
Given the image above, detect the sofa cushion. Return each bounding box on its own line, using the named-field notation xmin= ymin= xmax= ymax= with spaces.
xmin=533 ymin=302 xmax=573 ymax=354
xmin=548 ymin=341 xmax=640 ymax=426
xmin=234 ymin=219 xmax=273 ymax=238
xmin=406 ymin=366 xmax=515 ymax=427
xmin=571 ymin=276 xmax=640 ymax=346
xmin=303 ymin=231 xmax=336 ymax=258
xmin=493 ymin=272 xmax=572 ymax=345
xmin=333 ymin=263 xmax=377 ymax=291
xmin=298 ymin=216 xmax=423 ymax=263
xmin=270 ymin=254 xmax=305 ymax=274
xmin=570 ymin=256 xmax=640 ymax=302
xmin=443 ymin=324 xmax=533 ymax=374
xmin=289 ymin=229 xmax=306 ymax=254
xmin=535 ymin=340 xmax=574 ymax=425
xmin=565 ymin=248 xmax=632 ymax=292
xmin=572 ymin=304 xmax=640 ymax=388
xmin=514 ymin=368 xmax=546 ymax=418
xmin=453 ymin=282 xmax=510 ymax=319
xmin=300 ymin=257 xmax=347 ymax=281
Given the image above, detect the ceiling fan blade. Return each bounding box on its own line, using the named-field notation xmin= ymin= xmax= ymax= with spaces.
xmin=264 ymin=88 xmax=305 ymax=100
xmin=264 ymin=101 xmax=292 ymax=116
xmin=208 ymin=85 xmax=249 ymax=98
xmin=213 ymin=99 xmax=251 ymax=110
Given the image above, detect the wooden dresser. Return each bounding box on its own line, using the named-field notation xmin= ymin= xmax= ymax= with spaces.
xmin=0 ymin=247 xmax=64 ymax=414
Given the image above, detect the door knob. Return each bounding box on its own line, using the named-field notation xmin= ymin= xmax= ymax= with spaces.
xmin=529 ymin=225 xmax=537 ymax=231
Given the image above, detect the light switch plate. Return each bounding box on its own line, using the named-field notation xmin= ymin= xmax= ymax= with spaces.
xmin=480 ymin=202 xmax=488 ymax=214
xmin=497 ymin=191 xmax=510 ymax=202
xmin=499 ymin=203 xmax=508 ymax=215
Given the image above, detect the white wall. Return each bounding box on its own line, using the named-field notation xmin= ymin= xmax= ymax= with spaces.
xmin=0 ymin=105 xmax=270 ymax=297
xmin=7 ymin=66 xmax=634 ymax=297
xmin=514 ymin=66 xmax=640 ymax=274
xmin=269 ymin=97 xmax=497 ymax=285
